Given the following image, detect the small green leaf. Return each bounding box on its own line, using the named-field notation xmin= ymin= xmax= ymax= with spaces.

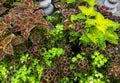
xmin=77 ymin=54 xmax=83 ymax=59
xmin=87 ymin=33 xmax=98 ymax=44
xmin=72 ymin=57 xmax=77 ymax=62
xmin=79 ymin=6 xmax=97 ymax=17
xmin=80 ymin=34 xmax=90 ymax=44
xmin=70 ymin=14 xmax=85 ymax=22
xmin=106 ymin=31 xmax=119 ymax=44
xmin=65 ymin=0 xmax=75 ymax=3
xmin=84 ymin=0 xmax=96 ymax=6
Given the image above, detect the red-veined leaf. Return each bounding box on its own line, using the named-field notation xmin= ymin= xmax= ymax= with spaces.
xmin=21 ymin=29 xmax=29 ymax=39
xmin=3 ymin=34 xmax=15 ymax=45
xmin=14 ymin=45 xmax=27 ymax=53
xmin=0 ymin=49 xmax=5 ymax=59
xmin=4 ymin=15 xmax=11 ymax=25
xmin=13 ymin=7 xmax=26 ymax=13
xmin=27 ymin=12 xmax=36 ymax=20
xmin=27 ymin=23 xmax=36 ymax=32
xmin=12 ymin=36 xmax=25 ymax=45
xmin=3 ymin=44 xmax=14 ymax=55
xmin=35 ymin=10 xmax=45 ymax=17
xmin=11 ymin=26 xmax=21 ymax=32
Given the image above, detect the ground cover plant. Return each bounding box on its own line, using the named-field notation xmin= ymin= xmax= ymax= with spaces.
xmin=0 ymin=0 xmax=120 ymax=83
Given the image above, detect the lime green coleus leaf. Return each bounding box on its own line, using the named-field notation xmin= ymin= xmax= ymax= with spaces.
xmin=80 ymin=34 xmax=91 ymax=44
xmin=106 ymin=19 xmax=120 ymax=31
xmin=65 ymin=0 xmax=75 ymax=3
xmin=106 ymin=31 xmax=119 ymax=44
xmin=87 ymin=33 xmax=98 ymax=44
xmin=79 ymin=6 xmax=97 ymax=17
xmin=85 ymin=13 xmax=105 ymax=31
xmin=95 ymin=13 xmax=108 ymax=33
xmin=85 ymin=19 xmax=96 ymax=27
xmin=84 ymin=0 xmax=96 ymax=6
xmin=70 ymin=13 xmax=85 ymax=22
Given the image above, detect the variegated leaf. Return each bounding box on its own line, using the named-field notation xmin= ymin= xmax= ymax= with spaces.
xmin=3 ymin=44 xmax=14 ymax=55
xmin=3 ymin=34 xmax=15 ymax=45
xmin=21 ymin=29 xmax=29 ymax=39
xmin=0 ymin=49 xmax=5 ymax=59
xmin=12 ymin=36 xmax=25 ymax=45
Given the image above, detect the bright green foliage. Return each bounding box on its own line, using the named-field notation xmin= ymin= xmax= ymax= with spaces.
xmin=70 ymin=13 xmax=86 ymax=22
xmin=84 ymin=0 xmax=96 ymax=6
xmin=65 ymin=0 xmax=75 ymax=3
xmin=20 ymin=53 xmax=29 ymax=63
xmin=11 ymin=65 xmax=31 ymax=83
xmin=59 ymin=77 xmax=74 ymax=83
xmin=48 ymin=24 xmax=64 ymax=43
xmin=0 ymin=65 xmax=9 ymax=82
xmin=79 ymin=6 xmax=97 ymax=17
xmin=69 ymin=31 xmax=81 ymax=42
xmin=10 ymin=53 xmax=44 ymax=83
xmin=41 ymin=48 xmax=65 ymax=66
xmin=0 ymin=0 xmax=120 ymax=83
xmin=79 ymin=70 xmax=108 ymax=83
xmin=91 ymin=51 xmax=108 ymax=68
xmin=72 ymin=54 xmax=84 ymax=62
xmin=79 ymin=6 xmax=120 ymax=49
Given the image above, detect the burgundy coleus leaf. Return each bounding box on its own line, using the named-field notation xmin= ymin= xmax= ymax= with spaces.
xmin=21 ymin=29 xmax=29 ymax=39
xmin=0 ymin=49 xmax=5 ymax=59
xmin=47 ymin=23 xmax=54 ymax=30
xmin=14 ymin=16 xmax=23 ymax=25
xmin=24 ymin=0 xmax=33 ymax=7
xmin=14 ymin=45 xmax=27 ymax=53
xmin=3 ymin=44 xmax=14 ymax=55
xmin=32 ymin=5 xmax=40 ymax=10
xmin=4 ymin=15 xmax=11 ymax=25
xmin=75 ymin=25 xmax=80 ymax=32
xmin=62 ymin=9 xmax=75 ymax=18
xmin=64 ymin=19 xmax=71 ymax=30
xmin=3 ymin=34 xmax=15 ymax=45
xmin=0 ymin=37 xmax=3 ymax=42
xmin=12 ymin=36 xmax=25 ymax=45
xmin=35 ymin=10 xmax=45 ymax=17
xmin=27 ymin=12 xmax=36 ymax=20
xmin=14 ymin=17 xmax=25 ymax=29
xmin=11 ymin=26 xmax=21 ymax=32
xmin=0 ymin=43 xmax=4 ymax=49
xmin=19 ymin=13 xmax=27 ymax=19
xmin=13 ymin=7 xmax=27 ymax=13
xmin=79 ymin=2 xmax=87 ymax=6
xmin=14 ymin=16 xmax=21 ymax=21
xmin=30 ymin=31 xmax=41 ymax=44
xmin=40 ymin=18 xmax=47 ymax=24
xmin=39 ymin=19 xmax=53 ymax=29
xmin=55 ymin=2 xmax=67 ymax=9
xmin=27 ymin=23 xmax=36 ymax=32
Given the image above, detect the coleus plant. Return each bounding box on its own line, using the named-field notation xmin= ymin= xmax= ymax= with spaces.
xmin=0 ymin=0 xmax=53 ymax=59
xmin=79 ymin=6 xmax=120 ymax=49
xmin=57 ymin=0 xmax=120 ymax=49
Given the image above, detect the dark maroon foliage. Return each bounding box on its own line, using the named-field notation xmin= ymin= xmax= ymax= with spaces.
xmin=75 ymin=58 xmax=89 ymax=72
xmin=107 ymin=63 xmax=120 ymax=79
xmin=0 ymin=0 xmax=53 ymax=58
xmin=56 ymin=54 xmax=72 ymax=78
xmin=40 ymin=67 xmax=57 ymax=83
